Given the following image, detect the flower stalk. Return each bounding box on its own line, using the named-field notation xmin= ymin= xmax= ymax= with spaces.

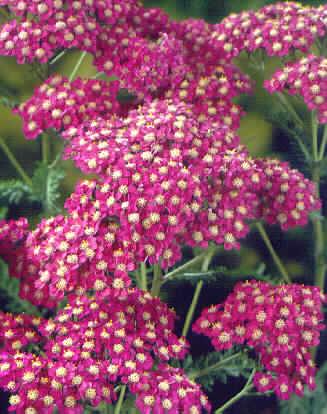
xmin=256 ymin=222 xmax=291 ymax=283
xmin=69 ymin=51 xmax=87 ymax=82
xmin=151 ymin=263 xmax=162 ymax=297
xmin=114 ymin=385 xmax=126 ymax=414
xmin=182 ymin=245 xmax=217 ymax=337
xmin=311 ymin=113 xmax=326 ymax=291
xmin=190 ymin=352 xmax=243 ymax=380
xmin=0 ymin=136 xmax=32 ymax=186
xmin=162 ymin=253 xmax=207 ymax=283
xmin=214 ymin=369 xmax=255 ymax=414
xmin=139 ymin=262 xmax=147 ymax=291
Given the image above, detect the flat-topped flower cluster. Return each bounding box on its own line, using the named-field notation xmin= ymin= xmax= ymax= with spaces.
xmin=0 ymin=0 xmax=325 ymax=412
xmin=194 ymin=281 xmax=326 ymax=399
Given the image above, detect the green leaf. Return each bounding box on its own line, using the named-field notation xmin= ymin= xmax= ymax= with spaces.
xmin=0 ymin=83 xmax=19 ymax=108
xmin=185 ymin=350 xmax=255 ymax=391
xmin=0 ymin=180 xmax=34 ymax=206
xmin=0 ymin=206 xmax=8 ymax=219
xmin=31 ymin=162 xmax=65 ymax=214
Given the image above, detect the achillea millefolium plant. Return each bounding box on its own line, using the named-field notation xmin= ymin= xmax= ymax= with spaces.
xmin=0 ymin=1 xmax=326 ymax=413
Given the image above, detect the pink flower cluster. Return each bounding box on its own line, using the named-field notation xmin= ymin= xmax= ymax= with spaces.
xmin=0 ymin=0 xmax=143 ymax=63
xmin=0 ymin=10 xmax=98 ymax=63
xmin=0 ymin=288 xmax=193 ymax=413
xmin=0 ymin=218 xmax=58 ymax=308
xmin=15 ymin=75 xmax=121 ymax=139
xmin=210 ymin=2 xmax=327 ymax=59
xmin=0 ymin=217 xmax=28 ymax=261
xmin=0 ymin=101 xmax=320 ymax=306
xmin=193 ymin=280 xmax=326 ymax=399
xmin=265 ymin=55 xmax=327 ymax=124
xmin=0 ymin=312 xmax=42 ymax=352
xmin=257 ymin=158 xmax=321 ymax=230
xmin=132 ymin=364 xmax=211 ymax=414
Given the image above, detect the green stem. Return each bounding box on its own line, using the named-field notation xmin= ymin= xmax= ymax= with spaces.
xmin=182 ymin=245 xmax=217 ymax=337
xmin=182 ymin=280 xmax=203 ymax=337
xmin=162 ymin=253 xmax=207 ymax=284
xmin=312 ymin=111 xmax=319 ymax=161
xmin=190 ymin=352 xmax=243 ymax=380
xmin=311 ymin=114 xmax=326 ymax=292
xmin=49 ymin=50 xmax=66 ymax=65
xmin=139 ymin=262 xmax=147 ymax=291
xmin=42 ymin=134 xmax=50 ymax=164
xmin=69 ymin=51 xmax=87 ymax=82
xmin=276 ymin=92 xmax=304 ymax=128
xmin=151 ymin=263 xmax=162 ymax=297
xmin=214 ymin=369 xmax=255 ymax=414
xmin=318 ymin=125 xmax=327 ymax=160
xmin=256 ymin=222 xmax=291 ymax=283
xmin=0 ymin=136 xmax=32 ymax=186
xmin=114 ymin=385 xmax=126 ymax=414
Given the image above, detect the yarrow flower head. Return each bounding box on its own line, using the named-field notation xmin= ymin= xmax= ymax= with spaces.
xmin=0 ymin=288 xmax=193 ymax=413
xmin=131 ymin=364 xmax=211 ymax=414
xmin=0 ymin=9 xmax=99 ymax=63
xmin=257 ymin=158 xmax=321 ymax=229
xmin=210 ymin=2 xmax=327 ymax=59
xmin=15 ymin=75 xmax=121 ymax=139
xmin=193 ymin=280 xmax=326 ymax=399
xmin=265 ymin=55 xmax=327 ymax=124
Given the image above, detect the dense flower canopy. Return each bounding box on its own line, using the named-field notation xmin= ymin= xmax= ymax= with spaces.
xmin=0 ymin=0 xmax=325 ymax=413
xmin=0 ymin=288 xmax=190 ymax=414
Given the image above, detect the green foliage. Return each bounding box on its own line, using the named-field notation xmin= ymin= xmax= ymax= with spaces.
xmin=0 ymin=163 xmax=65 ymax=215
xmin=280 ymin=362 xmax=327 ymax=414
xmin=0 ymin=259 xmax=39 ymax=315
xmin=169 ymin=267 xmax=226 ymax=285
xmin=222 ymin=262 xmax=285 ymax=285
xmin=0 ymin=83 xmax=19 ymax=108
xmin=184 ymin=350 xmax=255 ymax=391
xmin=31 ymin=162 xmax=65 ymax=215
xmin=0 ymin=180 xmax=34 ymax=206
xmin=85 ymin=395 xmax=140 ymax=414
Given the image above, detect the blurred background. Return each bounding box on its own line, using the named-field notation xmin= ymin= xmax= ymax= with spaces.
xmin=0 ymin=0 xmax=326 ymax=413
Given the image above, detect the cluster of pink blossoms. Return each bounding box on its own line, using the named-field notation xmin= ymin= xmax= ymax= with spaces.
xmin=0 ymin=95 xmax=321 ymax=306
xmin=210 ymin=2 xmax=327 ymax=59
xmin=265 ymin=55 xmax=327 ymax=124
xmin=132 ymin=364 xmax=211 ymax=414
xmin=194 ymin=281 xmax=326 ymax=399
xmin=0 ymin=0 xmax=143 ymax=63
xmin=15 ymin=75 xmax=121 ymax=139
xmin=0 ymin=288 xmax=203 ymax=414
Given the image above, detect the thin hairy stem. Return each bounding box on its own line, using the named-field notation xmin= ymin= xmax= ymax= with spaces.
xmin=182 ymin=245 xmax=217 ymax=337
xmin=151 ymin=263 xmax=162 ymax=297
xmin=113 ymin=385 xmax=126 ymax=414
xmin=162 ymin=253 xmax=207 ymax=283
xmin=318 ymin=125 xmax=327 ymax=160
xmin=0 ymin=136 xmax=32 ymax=186
xmin=139 ymin=262 xmax=147 ymax=291
xmin=256 ymin=222 xmax=291 ymax=283
xmin=69 ymin=51 xmax=87 ymax=82
xmin=311 ymin=113 xmax=326 ymax=292
xmin=190 ymin=352 xmax=243 ymax=380
xmin=214 ymin=369 xmax=255 ymax=414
